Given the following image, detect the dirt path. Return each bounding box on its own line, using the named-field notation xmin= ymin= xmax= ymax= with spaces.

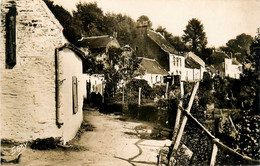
xmin=2 ymin=110 xmax=171 ymax=166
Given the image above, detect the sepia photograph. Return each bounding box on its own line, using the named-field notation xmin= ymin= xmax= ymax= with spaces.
xmin=0 ymin=0 xmax=259 ymax=165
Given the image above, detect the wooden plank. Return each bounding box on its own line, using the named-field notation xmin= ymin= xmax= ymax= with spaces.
xmin=172 ymin=81 xmax=184 ymax=143
xmin=172 ymin=82 xmax=199 ymax=151
xmin=165 ymin=81 xmax=169 ymax=99
xmin=138 ymin=87 xmax=141 ymax=106
xmin=72 ymin=76 xmax=78 ymax=114
xmin=210 ymin=143 xmax=218 ymax=166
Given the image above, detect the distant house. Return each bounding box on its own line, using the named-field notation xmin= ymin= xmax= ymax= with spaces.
xmin=1 ymin=0 xmax=87 ymax=143
xmin=133 ymin=28 xmax=178 ymax=71
xmin=224 ymin=58 xmax=242 ymax=79
xmin=75 ymin=33 xmax=120 ymax=72
xmin=206 ymin=51 xmax=243 ymax=79
xmin=135 ymin=58 xmax=169 ymax=87
xmin=169 ymin=52 xmax=205 ymax=82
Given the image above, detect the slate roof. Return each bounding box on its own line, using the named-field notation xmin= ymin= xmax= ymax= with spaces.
xmin=147 ymin=29 xmax=178 ymax=54
xmin=75 ymin=35 xmax=116 ymax=49
xmin=184 ymin=52 xmax=205 ymax=69
xmin=140 ymin=57 xmax=169 ymax=75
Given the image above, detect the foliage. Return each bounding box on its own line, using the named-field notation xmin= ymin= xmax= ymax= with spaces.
xmin=118 ymin=46 xmax=142 ymax=82
xmin=43 ymin=0 xmax=82 ymax=43
xmin=238 ymin=33 xmax=259 ymax=114
xmin=73 ymin=2 xmax=104 ymax=37
xmin=198 ymin=72 xmax=214 ymax=107
xmin=103 ymin=47 xmax=123 ymax=97
xmin=182 ymin=18 xmax=208 ymax=55
xmin=103 ymin=46 xmax=141 ymax=98
xmin=125 ymin=79 xmax=153 ymax=103
xmin=104 ymin=13 xmax=138 ymax=46
xmin=220 ymin=33 xmax=253 ymax=62
xmin=137 ymin=15 xmax=152 ymax=28
xmin=207 ymin=51 xmax=228 ymax=65
xmin=156 ymin=26 xmax=187 ymax=53
xmin=181 ymin=96 xmax=211 ymax=165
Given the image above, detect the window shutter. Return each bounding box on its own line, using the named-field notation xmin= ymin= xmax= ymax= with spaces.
xmin=6 ymin=7 xmax=17 ymax=68
xmin=72 ymin=76 xmax=78 ymax=114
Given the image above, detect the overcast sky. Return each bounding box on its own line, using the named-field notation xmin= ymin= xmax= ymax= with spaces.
xmin=53 ymin=0 xmax=260 ymax=48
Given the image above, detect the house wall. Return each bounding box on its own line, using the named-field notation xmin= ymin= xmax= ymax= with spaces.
xmin=224 ymin=58 xmax=242 ymax=79
xmin=169 ymin=54 xmax=204 ymax=82
xmin=169 ymin=54 xmax=185 ymax=77
xmin=58 ymin=48 xmax=84 ymax=143
xmin=136 ymin=74 xmax=164 ymax=87
xmin=185 ymin=68 xmax=202 ymax=81
xmin=0 ymin=0 xmax=65 ymax=141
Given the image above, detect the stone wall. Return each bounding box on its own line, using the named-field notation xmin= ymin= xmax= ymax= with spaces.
xmin=0 ymin=0 xmax=65 ymax=141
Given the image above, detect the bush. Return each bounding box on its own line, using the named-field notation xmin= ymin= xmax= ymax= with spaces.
xmin=98 ymin=103 xmax=123 ymax=114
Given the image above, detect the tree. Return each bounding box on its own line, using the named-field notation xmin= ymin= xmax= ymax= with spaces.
xmin=208 ymin=51 xmax=228 ymax=65
xmin=137 ymin=15 xmax=152 ymax=28
xmin=220 ymin=33 xmax=253 ymax=62
xmin=156 ymin=26 xmax=187 ymax=53
xmin=169 ymin=36 xmax=187 ymax=53
xmin=104 ymin=13 xmax=138 ymax=46
xmin=182 ymin=18 xmax=207 ymax=54
xmin=73 ymin=2 xmax=105 ymax=37
xmin=104 ymin=47 xmax=123 ymax=97
xmin=44 ymin=0 xmax=82 ymax=43
xmin=104 ymin=46 xmax=141 ymax=97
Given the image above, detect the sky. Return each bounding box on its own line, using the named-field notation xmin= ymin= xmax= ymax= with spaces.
xmin=53 ymin=0 xmax=260 ymax=48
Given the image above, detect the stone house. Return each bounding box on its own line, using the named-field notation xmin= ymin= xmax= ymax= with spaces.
xmin=132 ymin=28 xmax=179 ymax=71
xmin=1 ymin=0 xmax=87 ymax=143
xmin=135 ymin=58 xmax=169 ymax=87
xmin=169 ymin=52 xmax=205 ymax=82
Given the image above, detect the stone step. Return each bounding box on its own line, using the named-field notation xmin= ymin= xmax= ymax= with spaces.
xmin=1 ymin=148 xmax=21 ymax=164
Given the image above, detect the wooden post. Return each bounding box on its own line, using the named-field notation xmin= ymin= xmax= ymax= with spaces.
xmin=210 ymin=142 xmax=219 ymax=166
xmin=165 ymin=81 xmax=169 ymax=99
xmin=138 ymin=87 xmax=141 ymax=106
xmin=172 ymin=81 xmax=184 ymax=143
xmin=171 ymin=82 xmax=199 ymax=155
xmin=101 ymin=81 xmax=105 ymax=103
xmin=122 ymin=85 xmax=125 ymax=104
xmin=229 ymin=115 xmax=237 ymax=132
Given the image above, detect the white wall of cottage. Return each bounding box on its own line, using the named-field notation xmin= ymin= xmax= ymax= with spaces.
xmin=224 ymin=58 xmax=242 ymax=79
xmin=58 ymin=48 xmax=84 ymax=143
xmin=169 ymin=54 xmax=204 ymax=82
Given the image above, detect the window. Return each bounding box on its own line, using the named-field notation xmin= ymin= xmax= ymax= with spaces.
xmin=6 ymin=7 xmax=17 ymax=69
xmin=72 ymin=76 xmax=78 ymax=114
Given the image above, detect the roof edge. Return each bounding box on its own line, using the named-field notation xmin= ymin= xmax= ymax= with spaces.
xmin=57 ymin=43 xmax=88 ymax=60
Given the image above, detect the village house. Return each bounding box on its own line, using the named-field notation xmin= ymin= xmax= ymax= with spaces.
xmin=75 ymin=33 xmax=120 ymax=72
xmin=205 ymin=51 xmax=243 ymax=79
xmin=132 ymin=27 xmax=179 ymax=71
xmin=224 ymin=58 xmax=242 ymax=79
xmin=0 ymin=0 xmax=88 ymax=143
xmin=133 ymin=25 xmax=205 ymax=82
xmin=135 ymin=58 xmax=169 ymax=87
xmin=169 ymin=52 xmax=205 ymax=82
